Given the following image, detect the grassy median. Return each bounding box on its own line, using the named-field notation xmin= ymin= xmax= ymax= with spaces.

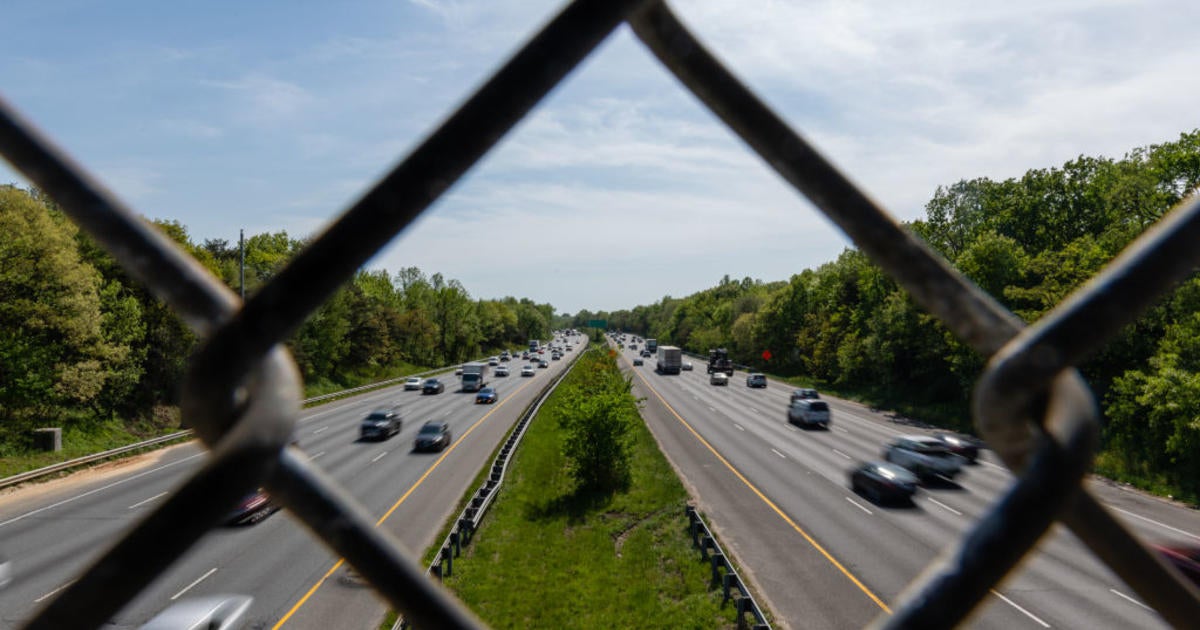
xmin=441 ymin=348 xmax=734 ymax=628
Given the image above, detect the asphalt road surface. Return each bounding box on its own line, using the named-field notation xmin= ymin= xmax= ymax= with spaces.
xmin=0 ymin=337 xmax=585 ymax=629
xmin=615 ymin=341 xmax=1199 ymax=630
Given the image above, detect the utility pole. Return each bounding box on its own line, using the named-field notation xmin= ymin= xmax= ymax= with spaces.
xmin=239 ymin=229 xmax=245 ymax=300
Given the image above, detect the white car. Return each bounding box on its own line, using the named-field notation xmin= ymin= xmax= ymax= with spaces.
xmin=521 ymin=365 xmax=536 ymax=377
xmin=495 ymin=365 xmax=510 ymax=377
xmin=709 ymin=372 xmax=729 ymax=386
xmin=404 ymin=377 xmax=423 ymax=390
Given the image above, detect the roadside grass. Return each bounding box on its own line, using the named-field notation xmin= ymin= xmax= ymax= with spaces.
xmin=442 ymin=349 xmax=734 ymax=629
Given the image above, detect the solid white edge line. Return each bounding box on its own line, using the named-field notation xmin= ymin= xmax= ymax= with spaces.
xmin=771 ymin=448 xmax=786 ymax=459
xmin=128 ymin=491 xmax=169 ymax=510
xmin=1110 ymin=505 xmax=1200 ymax=541
xmin=34 ymin=580 xmax=74 ymax=603
xmin=313 ymin=426 xmax=328 ymax=434
xmin=0 ymin=452 xmax=206 ymax=529
xmin=834 ymin=427 xmax=849 ymax=434
xmin=311 ymin=451 xmax=326 ymax=460
xmin=927 ymin=497 xmax=963 ymax=516
xmin=1108 ymin=588 xmax=1153 ymax=611
xmin=170 ymin=567 xmax=218 ymax=601
xmin=845 ymin=497 xmax=872 ymax=515
xmin=370 ymin=451 xmax=388 ymax=464
xmin=991 ymin=589 xmax=1051 ymax=627
xmin=831 ymin=449 xmax=852 ymax=460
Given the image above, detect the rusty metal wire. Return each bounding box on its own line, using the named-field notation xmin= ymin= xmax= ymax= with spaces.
xmin=2 ymin=0 xmax=1200 ymax=628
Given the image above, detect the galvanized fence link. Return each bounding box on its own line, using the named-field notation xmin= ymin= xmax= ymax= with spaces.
xmin=0 ymin=0 xmax=1197 ymax=628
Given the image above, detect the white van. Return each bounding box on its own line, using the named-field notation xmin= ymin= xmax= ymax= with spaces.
xmin=710 ymin=372 xmax=729 ymax=386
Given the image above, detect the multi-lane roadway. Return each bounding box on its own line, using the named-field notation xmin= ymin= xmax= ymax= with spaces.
xmin=0 ymin=339 xmax=584 ymax=629
xmin=614 ymin=339 xmax=1199 ymax=630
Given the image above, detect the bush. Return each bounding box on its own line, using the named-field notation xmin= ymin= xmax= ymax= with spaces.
xmin=554 ymin=350 xmax=634 ymax=492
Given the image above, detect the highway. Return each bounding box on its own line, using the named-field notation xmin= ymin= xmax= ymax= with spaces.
xmin=613 ymin=339 xmax=1200 ymax=629
xmin=0 ymin=338 xmax=585 ymax=629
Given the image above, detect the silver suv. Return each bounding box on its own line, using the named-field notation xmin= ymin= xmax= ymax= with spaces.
xmin=883 ymin=435 xmax=965 ymax=480
xmin=787 ymin=399 xmax=830 ymax=429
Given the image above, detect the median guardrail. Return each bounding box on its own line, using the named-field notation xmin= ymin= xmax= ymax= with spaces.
xmin=392 ymin=343 xmax=585 ymax=630
xmin=686 ymin=505 xmax=771 ymax=630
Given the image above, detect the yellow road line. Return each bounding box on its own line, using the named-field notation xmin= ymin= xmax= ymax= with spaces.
xmin=629 ymin=361 xmax=891 ymax=614
xmin=273 ymin=377 xmax=540 ymax=628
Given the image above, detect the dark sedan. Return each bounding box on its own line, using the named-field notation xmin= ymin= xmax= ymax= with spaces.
xmin=413 ymin=421 xmax=452 ymax=452
xmin=422 ymin=378 xmax=445 ymax=395
xmin=932 ymin=432 xmax=981 ymax=464
xmin=849 ymin=461 xmax=919 ymax=505
xmin=225 ymin=488 xmax=279 ymax=525
xmin=475 ymin=387 xmax=498 ymax=404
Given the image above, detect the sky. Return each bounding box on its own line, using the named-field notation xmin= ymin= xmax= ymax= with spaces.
xmin=2 ymin=0 xmax=1198 ymax=316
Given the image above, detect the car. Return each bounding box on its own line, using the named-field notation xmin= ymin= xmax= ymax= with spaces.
xmin=225 ymin=488 xmax=279 ymax=525
xmin=641 ymin=349 xmax=651 ymax=357
xmin=789 ymin=388 xmax=820 ymax=403
xmin=495 ymin=365 xmax=510 ymax=377
xmin=538 ymin=359 xmax=549 ymax=368
xmin=551 ymin=352 xmax=561 ymax=360
xmin=710 ymin=372 xmax=729 ymax=386
xmin=403 ymin=376 xmax=423 ymax=390
xmin=630 ymin=344 xmax=638 ymax=351
xmin=488 ymin=357 xmax=499 ymax=366
xmin=884 ymin=435 xmax=966 ymax=481
xmin=500 ymin=354 xmax=510 ymax=362
xmin=849 ymin=461 xmax=919 ymax=505
xmin=521 ymin=365 xmax=535 ymax=377
xmin=475 ymin=387 xmax=498 ymax=404
xmin=632 ymin=358 xmax=644 ymax=366
xmin=681 ymin=361 xmax=693 ymax=371
xmin=787 ymin=399 xmax=831 ymax=429
xmin=413 ymin=421 xmax=452 ymax=452
xmin=422 ymin=378 xmax=445 ymax=394
xmin=361 ymin=407 xmax=402 ymax=440
xmin=565 ymin=345 xmax=573 ymax=351
xmin=932 ymin=432 xmax=982 ymax=464
xmin=1155 ymin=544 xmax=1200 ymax=588
xmin=746 ymin=373 xmax=768 ymax=388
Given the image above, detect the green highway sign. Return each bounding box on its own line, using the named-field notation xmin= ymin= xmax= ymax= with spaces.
xmin=587 ymin=319 xmax=607 ymax=328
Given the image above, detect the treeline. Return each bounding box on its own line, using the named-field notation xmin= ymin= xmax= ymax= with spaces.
xmin=0 ymin=185 xmax=558 ymax=452
xmin=575 ymin=130 xmax=1200 ymax=500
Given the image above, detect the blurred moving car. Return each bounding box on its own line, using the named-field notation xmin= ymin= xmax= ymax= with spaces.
xmin=422 ymin=378 xmax=445 ymax=394
xmin=475 ymin=387 xmax=498 ymax=404
xmin=710 ymin=372 xmax=729 ymax=386
xmin=884 ymin=435 xmax=965 ymax=481
xmin=1155 ymin=544 xmax=1200 ymax=587
xmin=787 ymin=399 xmax=831 ymax=429
xmin=521 ymin=365 xmax=535 ymax=377
xmin=632 ymin=357 xmax=643 ymax=366
xmin=226 ymin=488 xmax=279 ymax=525
xmin=932 ymin=432 xmax=982 ymax=464
xmin=849 ymin=461 xmax=919 ymax=505
xmin=789 ymin=388 xmax=820 ymax=403
xmin=141 ymin=595 xmax=253 ymax=630
xmin=681 ymin=361 xmax=693 ymax=371
xmin=414 ymin=421 xmax=452 ymax=452
xmin=538 ymin=359 xmax=549 ymax=368
xmin=404 ymin=377 xmax=423 ymax=390
xmin=361 ymin=407 xmax=402 ymax=440
xmin=495 ymin=365 xmax=510 ymax=377
xmin=746 ymin=373 xmax=768 ymax=388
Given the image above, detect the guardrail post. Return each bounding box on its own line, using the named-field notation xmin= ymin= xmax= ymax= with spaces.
xmin=735 ymin=595 xmax=749 ymax=629
xmin=430 ymin=562 xmax=442 ymax=581
xmin=700 ymin=534 xmax=713 ymax=561
xmin=441 ymin=546 xmax=453 ymax=577
xmin=723 ymin=572 xmax=739 ymax=604
xmin=450 ymin=531 xmax=460 ymax=557
xmin=711 ymin=552 xmax=725 ymax=586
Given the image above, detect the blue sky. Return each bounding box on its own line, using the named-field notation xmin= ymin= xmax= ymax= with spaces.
xmin=3 ymin=0 xmax=1199 ymax=315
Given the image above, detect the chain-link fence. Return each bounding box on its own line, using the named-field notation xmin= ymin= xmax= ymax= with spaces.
xmin=3 ymin=1 xmax=1200 ymax=628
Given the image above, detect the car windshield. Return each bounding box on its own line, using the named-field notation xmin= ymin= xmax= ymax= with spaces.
xmin=479 ymin=388 xmax=494 ymax=394
xmin=425 ymin=379 xmax=438 ymax=384
xmin=418 ymin=425 xmax=443 ymax=435
xmin=367 ymin=412 xmax=391 ymax=420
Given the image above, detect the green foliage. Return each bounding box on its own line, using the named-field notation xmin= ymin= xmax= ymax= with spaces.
xmin=584 ymin=130 xmax=1200 ymax=498
xmin=443 ymin=345 xmax=732 ymax=629
xmin=553 ymin=349 xmax=634 ymax=492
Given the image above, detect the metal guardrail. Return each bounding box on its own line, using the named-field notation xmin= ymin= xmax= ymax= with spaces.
xmin=0 ymin=362 xmax=474 ymax=491
xmin=1 ymin=0 xmax=1199 ymax=628
xmin=393 ymin=345 xmax=585 ymax=630
xmin=0 ymin=431 xmax=194 ymax=491
xmin=685 ymin=505 xmax=770 ymax=630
